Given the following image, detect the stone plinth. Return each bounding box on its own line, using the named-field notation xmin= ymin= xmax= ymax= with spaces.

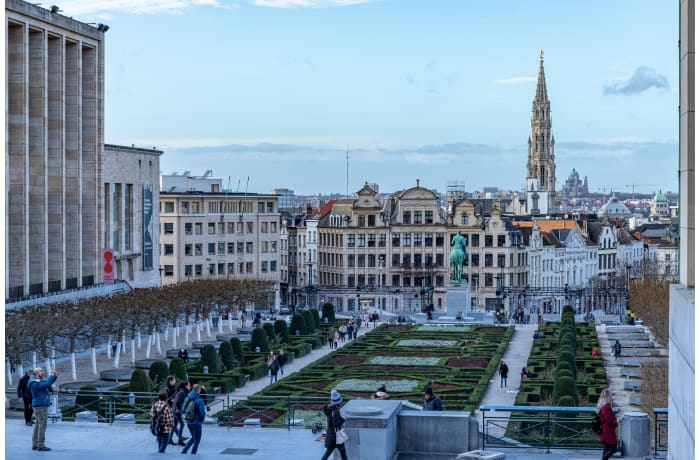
xmin=457 ymin=451 xmax=505 ymax=460
xmin=445 ymin=285 xmax=470 ymax=318
xmin=99 ymin=368 xmax=134 ymax=382
xmin=113 ymin=413 xmax=135 ymax=425
xmin=619 ymin=411 xmax=650 ymax=457
xmin=397 ymin=411 xmax=478 ymax=456
xmin=341 ymin=400 xmax=403 ymax=460
xmin=75 ymin=411 xmax=98 ymax=422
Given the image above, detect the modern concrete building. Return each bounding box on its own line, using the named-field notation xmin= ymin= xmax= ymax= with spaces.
xmin=102 ymin=144 xmax=162 ymax=288
xmin=158 ymin=174 xmax=281 ymax=305
xmin=6 ymin=0 xmax=105 ymax=300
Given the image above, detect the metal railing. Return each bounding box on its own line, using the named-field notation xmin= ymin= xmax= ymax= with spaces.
xmin=479 ymin=405 xmax=619 ymax=453
xmin=653 ymin=407 xmax=668 ymax=454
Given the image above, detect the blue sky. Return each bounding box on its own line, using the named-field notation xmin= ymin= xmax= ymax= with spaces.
xmin=63 ymin=0 xmax=678 ymax=195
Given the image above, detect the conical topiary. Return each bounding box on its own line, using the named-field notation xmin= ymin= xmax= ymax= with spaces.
xmin=230 ymin=337 xmax=245 ymax=365
xmin=148 ymin=360 xmax=169 ymax=388
xmin=274 ymin=320 xmax=289 ymax=344
xmin=201 ymin=344 xmax=221 ymax=373
xmin=129 ymin=369 xmax=152 ymax=404
xmin=321 ymin=302 xmax=336 ymax=323
xmin=250 ymin=327 xmax=270 ymax=353
xmin=311 ymin=309 xmax=321 ymax=330
xmin=290 ymin=314 xmax=307 ymax=337
xmin=303 ymin=310 xmax=315 ymax=333
xmin=219 ymin=341 xmax=235 ymax=370
xmin=169 ymin=357 xmax=187 ymax=381
xmin=263 ymin=322 xmax=277 ymax=346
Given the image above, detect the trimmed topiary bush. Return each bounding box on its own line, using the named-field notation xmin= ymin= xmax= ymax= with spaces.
xmin=263 ymin=322 xmax=277 ymax=346
xmin=302 ymin=310 xmax=315 ymax=333
xmin=169 ymin=357 xmax=187 ymax=381
xmin=201 ymin=344 xmax=221 ymax=373
xmin=250 ymin=327 xmax=271 ymax=353
xmin=219 ymin=341 xmax=235 ymax=370
xmin=274 ymin=320 xmax=289 ymax=344
xmin=230 ymin=337 xmax=245 ymax=365
xmin=552 ymin=376 xmax=577 ymax=406
xmin=290 ymin=314 xmax=307 ymax=337
xmin=311 ymin=309 xmax=321 ymax=330
xmin=321 ymin=302 xmax=336 ymax=323
xmin=148 ymin=360 xmax=169 ymax=388
xmin=129 ymin=369 xmax=152 ymax=404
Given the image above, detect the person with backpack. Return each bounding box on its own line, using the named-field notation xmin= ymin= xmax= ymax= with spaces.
xmin=321 ymin=390 xmax=348 ymax=460
xmin=150 ymin=390 xmax=174 ymax=453
xmin=181 ymin=384 xmax=206 ymax=454
xmin=169 ymin=381 xmax=191 ymax=446
xmin=596 ymin=388 xmax=618 ymax=460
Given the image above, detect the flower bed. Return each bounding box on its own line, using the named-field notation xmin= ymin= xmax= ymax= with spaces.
xmin=335 ymin=378 xmax=420 ymax=392
xmin=369 ymin=356 xmax=441 ymax=366
xmin=416 ymin=325 xmax=472 ymax=332
xmin=396 ymin=339 xmax=458 ymax=347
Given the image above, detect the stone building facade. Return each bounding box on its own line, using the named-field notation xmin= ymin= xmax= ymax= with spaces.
xmin=6 ymin=0 xmax=105 ymax=299
xmin=102 ymin=144 xmax=162 ymax=288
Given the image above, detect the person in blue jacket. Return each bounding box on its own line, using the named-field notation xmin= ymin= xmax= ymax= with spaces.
xmin=29 ymin=367 xmax=57 ymax=451
xmin=181 ymin=384 xmax=207 ymax=454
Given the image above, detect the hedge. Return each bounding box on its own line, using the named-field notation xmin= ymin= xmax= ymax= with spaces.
xmin=148 ymin=360 xmax=169 ymax=388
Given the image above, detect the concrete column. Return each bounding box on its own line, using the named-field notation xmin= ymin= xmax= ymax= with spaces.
xmin=679 ymin=0 xmax=694 ymax=288
xmin=81 ymin=43 xmax=98 ymax=285
xmin=7 ymin=22 xmax=28 ymax=298
xmin=47 ymin=34 xmax=65 ymax=291
xmin=64 ymin=39 xmax=80 ymax=288
xmin=341 ymin=400 xmax=402 ymax=460
xmin=619 ymin=411 xmax=650 ymax=457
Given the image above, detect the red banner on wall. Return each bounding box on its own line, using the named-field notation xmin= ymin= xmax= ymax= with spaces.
xmin=103 ymin=248 xmax=115 ymax=284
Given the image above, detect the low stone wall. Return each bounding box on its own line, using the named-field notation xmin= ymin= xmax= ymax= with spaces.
xmin=397 ymin=410 xmax=479 ymax=455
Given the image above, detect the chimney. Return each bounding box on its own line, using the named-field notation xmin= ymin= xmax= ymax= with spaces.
xmin=306 ymin=203 xmax=313 ymax=216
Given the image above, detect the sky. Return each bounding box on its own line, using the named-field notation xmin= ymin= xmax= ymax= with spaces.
xmin=60 ymin=0 xmax=679 ymax=195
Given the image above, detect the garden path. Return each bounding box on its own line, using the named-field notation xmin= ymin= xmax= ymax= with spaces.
xmin=478 ymin=324 xmax=537 ymax=436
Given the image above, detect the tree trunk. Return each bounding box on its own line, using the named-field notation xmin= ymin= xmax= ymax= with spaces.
xmin=18 ymin=363 xmax=24 ymax=377
xmin=114 ymin=343 xmax=121 ymax=368
xmin=6 ymin=360 xmax=13 ymax=385
xmin=205 ymin=318 xmax=212 ymax=338
xmin=171 ymin=325 xmax=177 ymax=349
xmin=196 ymin=322 xmax=202 ymax=342
xmin=137 ymin=331 xmax=142 ymax=350
xmin=121 ymin=330 xmax=127 ymax=354
xmin=185 ymin=326 xmax=190 ymax=346
xmin=51 ymin=347 xmax=56 ymax=370
xmin=218 ymin=316 xmax=224 ymax=334
xmin=164 ymin=326 xmax=169 ymax=341
xmin=32 ymin=352 xmax=37 ymax=370
xmin=156 ymin=332 xmax=162 ymax=356
xmin=146 ymin=332 xmax=152 ymax=359
xmin=131 ymin=339 xmax=136 ymax=364
xmin=107 ymin=336 xmax=112 ymax=359
xmin=228 ymin=315 xmax=233 ymax=332
xmin=91 ymin=348 xmax=97 ymax=376
xmin=71 ymin=353 xmax=77 ymax=381
xmin=45 ymin=357 xmax=51 ymax=374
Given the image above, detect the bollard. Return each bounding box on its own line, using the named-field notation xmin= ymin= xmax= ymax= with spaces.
xmin=619 ymin=411 xmax=651 ymax=457
xmin=295 ymin=330 xmax=300 ymax=336
xmin=203 ymin=365 xmax=209 ymax=374
xmin=129 ymin=393 xmax=135 ymax=405
xmin=255 ymin=347 xmax=260 ymax=353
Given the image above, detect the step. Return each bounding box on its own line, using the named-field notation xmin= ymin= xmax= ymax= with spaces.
xmin=605 ymin=326 xmax=646 ymax=334
xmin=629 ymin=394 xmax=642 ymax=406
xmin=624 ymin=381 xmax=642 ymax=392
xmin=620 ymin=349 xmax=661 ymax=357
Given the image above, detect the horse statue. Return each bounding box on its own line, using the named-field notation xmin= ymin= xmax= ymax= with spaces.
xmin=450 ymin=231 xmax=467 ymax=283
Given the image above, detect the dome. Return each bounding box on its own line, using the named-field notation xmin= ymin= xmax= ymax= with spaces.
xmin=653 ymin=190 xmax=668 ymax=202
xmin=597 ymin=195 xmax=631 ymax=218
xmin=569 ymin=168 xmax=579 ymax=179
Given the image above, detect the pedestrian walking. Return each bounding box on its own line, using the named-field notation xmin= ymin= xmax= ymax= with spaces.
xmin=499 ymin=360 xmax=509 ymax=388
xmin=333 ymin=330 xmax=340 ymax=349
xmin=170 ymin=381 xmax=191 ymax=446
xmin=17 ymin=370 xmax=33 ymax=426
xmin=346 ymin=323 xmax=354 ymax=341
xmin=29 ymin=367 xmax=57 ymax=451
xmin=328 ymin=330 xmax=334 ymax=349
xmin=596 ymin=389 xmax=619 ymax=460
xmin=423 ymin=387 xmax=443 ymax=411
xmin=241 ymin=311 xmax=247 ymax=328
xmin=612 ymin=340 xmax=622 ymax=360
xmin=181 ymin=384 xmax=206 ymax=454
xmin=277 ymin=350 xmax=287 ymax=376
xmin=321 ymin=390 xmax=348 ymax=460
xmin=150 ymin=390 xmax=175 ymax=453
xmin=267 ymin=351 xmax=279 ymax=384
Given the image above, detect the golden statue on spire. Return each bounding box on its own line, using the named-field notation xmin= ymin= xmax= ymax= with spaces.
xmin=540 ymin=50 xmax=544 ymax=62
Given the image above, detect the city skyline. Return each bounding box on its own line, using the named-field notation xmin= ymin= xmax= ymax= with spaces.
xmin=60 ymin=0 xmax=678 ymax=194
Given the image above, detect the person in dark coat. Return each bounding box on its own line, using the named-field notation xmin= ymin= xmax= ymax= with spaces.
xmin=169 ymin=381 xmax=191 ymax=446
xmin=596 ymin=389 xmax=618 ymax=460
xmin=276 ymin=350 xmax=287 ymax=376
xmin=499 ymin=360 xmax=509 ymax=388
xmin=17 ymin=370 xmax=33 ymax=426
xmin=181 ymin=384 xmax=207 ymax=454
xmin=423 ymin=387 xmax=443 ymax=411
xmin=321 ymin=390 xmax=348 ymax=460
xmin=613 ymin=340 xmax=622 ymax=359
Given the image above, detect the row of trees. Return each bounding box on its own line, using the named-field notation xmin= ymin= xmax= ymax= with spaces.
xmin=5 ymin=279 xmax=274 ymax=384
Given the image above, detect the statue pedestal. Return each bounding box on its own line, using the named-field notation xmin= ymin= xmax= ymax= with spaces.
xmin=445 ymin=284 xmax=470 ymax=317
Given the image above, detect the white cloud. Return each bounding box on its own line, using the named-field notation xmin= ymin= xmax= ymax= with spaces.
xmin=56 ymin=0 xmax=238 ymax=16
xmin=494 ymin=76 xmax=537 ymax=85
xmin=251 ymin=0 xmax=381 ymax=7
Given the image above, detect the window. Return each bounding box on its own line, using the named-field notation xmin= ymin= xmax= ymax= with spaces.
xmin=368 ymin=274 xmax=376 ymax=286
xmin=403 ymin=276 xmax=411 ymax=287
xmin=217 ymin=262 xmax=224 ymax=274
xmin=163 ymin=223 xmax=174 ymax=234
xmin=271 ymin=241 xmax=277 ymax=253
xmin=164 ymin=202 xmax=174 ymax=213
xmin=218 ymin=242 xmax=225 ymax=255
xmin=471 ymin=234 xmax=480 ymax=247
xmin=498 ymin=254 xmax=506 ymax=267
xmin=226 ymin=222 xmax=234 ymax=234
xmin=195 ymin=223 xmax=203 ymax=235
xmin=392 ymin=254 xmax=400 ymax=267
xmin=392 ymin=233 xmax=400 ymax=247
xmin=358 ymin=274 xmax=365 ymax=286
xmin=195 ymin=264 xmax=203 ymax=276
xmin=471 ymin=254 xmax=480 ymax=267
xmin=413 ymin=254 xmax=422 ymax=267
xmin=191 ymin=202 xmax=200 ymax=213
xmin=246 ymin=222 xmax=253 ymax=233
xmin=358 ymin=255 xmax=365 ymax=267
xmin=195 ymin=244 xmax=202 ymax=256
xmin=185 ymin=223 xmax=193 ymax=235
xmin=403 ymin=233 xmax=411 ymax=246
xmin=163 ymin=244 xmax=174 ymax=256
xmin=246 ymin=242 xmax=253 ymax=253
xmin=368 ymin=215 xmax=376 ymax=227
xmin=271 ymin=222 xmax=277 ymax=233
xmin=237 ymin=242 xmax=244 ymax=253
xmin=185 ymin=244 xmax=193 ymax=256
xmin=270 ymin=261 xmax=277 ymax=272
xmin=258 ymin=202 xmax=265 ymax=213
xmin=403 ymin=211 xmax=411 ymax=224
xmin=181 ymin=202 xmax=190 ymax=214
xmin=209 ymin=264 xmax=216 ymax=275
xmin=358 ymin=234 xmax=365 ymax=247
xmin=347 ymin=275 xmax=355 ymax=287
xmin=424 ymin=233 xmax=433 ymax=247
xmin=236 ymin=222 xmax=243 ymax=233
xmin=348 ymin=255 xmax=355 ymax=267
xmin=392 ymin=275 xmax=400 ymax=287
xmin=414 ymin=233 xmax=422 ymax=247
xmin=414 ymin=211 xmax=422 ymax=224
xmin=164 ymin=265 xmax=174 ymax=276
xmin=246 ymin=262 xmax=253 ymax=273
xmin=485 ymin=273 xmax=493 ymax=287
xmin=227 ymin=242 xmax=234 ymax=254
xmin=185 ymin=265 xmax=193 ymax=277
xmin=261 ymin=261 xmax=268 ymax=273
xmin=461 ymin=212 xmax=468 ymax=225
xmin=485 ymin=254 xmax=493 ymax=267
xmin=208 ymin=223 xmax=215 ymax=234
xmin=471 ymin=274 xmax=479 ymax=288
xmin=485 ymin=235 xmax=493 ymax=247
xmin=425 ymin=254 xmax=433 ymax=266
xmin=218 ymin=222 xmax=224 ymax=234
xmin=436 ymin=233 xmax=444 ymax=247
xmin=347 ymin=234 xmax=355 ymax=247
xmin=368 ymin=254 xmax=376 ymax=268
xmin=436 ymin=254 xmax=444 ymax=267
xmin=228 ymin=263 xmax=235 ymax=274
xmin=358 ymin=215 xmax=365 ymax=227
xmin=261 ymin=241 xmax=268 ymax=253
xmin=208 ymin=243 xmax=216 ymax=255
xmin=425 ymin=211 xmax=433 ymax=224
xmin=261 ymin=222 xmax=268 ymax=233
xmin=436 ymin=275 xmax=444 ymax=287
xmin=368 ymin=234 xmax=376 ymax=247
xmin=379 ymin=234 xmax=386 ymax=247
xmin=498 ymin=235 xmax=506 ymax=247
xmin=267 ymin=202 xmax=274 ymax=213
xmin=403 ymin=254 xmax=411 ymax=267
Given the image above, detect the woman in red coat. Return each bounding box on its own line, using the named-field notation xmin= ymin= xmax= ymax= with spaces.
xmin=596 ymin=389 xmax=618 ymax=460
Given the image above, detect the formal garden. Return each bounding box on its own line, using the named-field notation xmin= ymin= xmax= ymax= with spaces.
xmin=219 ymin=323 xmax=514 ymax=427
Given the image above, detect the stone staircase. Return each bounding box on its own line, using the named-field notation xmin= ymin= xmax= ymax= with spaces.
xmin=596 ymin=325 xmax=668 ymax=411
